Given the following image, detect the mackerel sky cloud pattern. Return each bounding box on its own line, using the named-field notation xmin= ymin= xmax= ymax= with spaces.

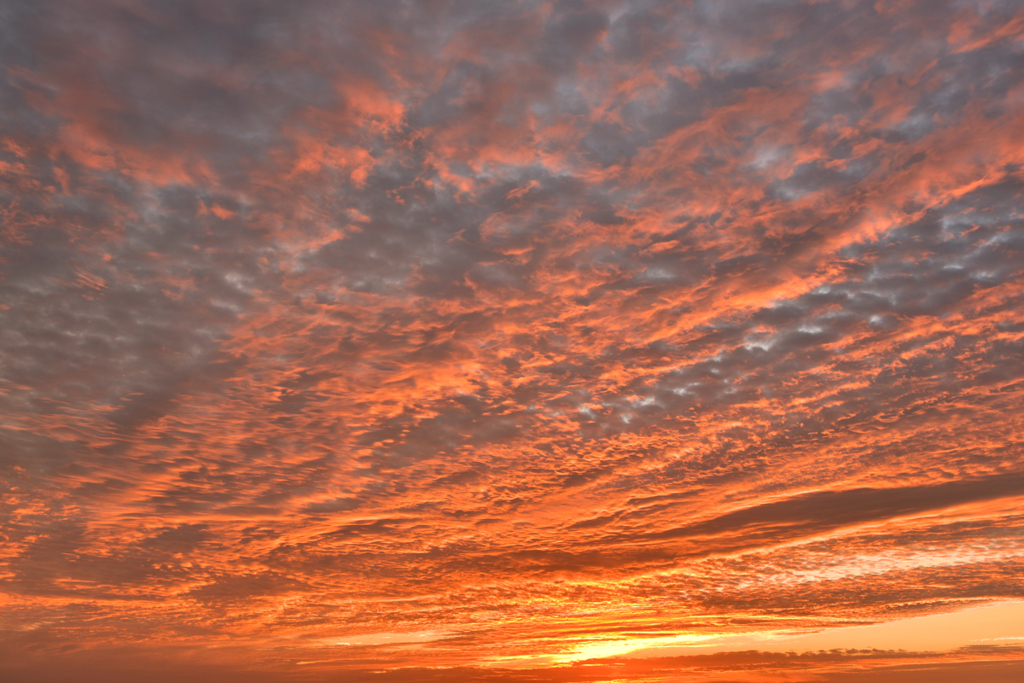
xmin=2 ymin=1 xmax=1024 ymax=681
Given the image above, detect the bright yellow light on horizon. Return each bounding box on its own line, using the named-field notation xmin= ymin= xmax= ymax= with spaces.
xmin=555 ymin=632 xmax=719 ymax=663
xmin=490 ymin=600 xmax=1024 ymax=669
xmin=622 ymin=600 xmax=1024 ymax=659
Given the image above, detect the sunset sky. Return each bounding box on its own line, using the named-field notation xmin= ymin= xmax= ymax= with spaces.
xmin=2 ymin=1 xmax=1024 ymax=681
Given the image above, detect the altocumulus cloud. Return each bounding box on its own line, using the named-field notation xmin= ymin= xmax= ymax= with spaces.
xmin=1 ymin=1 xmax=1024 ymax=682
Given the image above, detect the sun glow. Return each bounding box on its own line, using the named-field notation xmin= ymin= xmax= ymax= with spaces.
xmin=556 ymin=632 xmax=720 ymax=663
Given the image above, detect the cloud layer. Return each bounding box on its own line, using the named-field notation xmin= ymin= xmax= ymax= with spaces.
xmin=2 ymin=0 xmax=1024 ymax=680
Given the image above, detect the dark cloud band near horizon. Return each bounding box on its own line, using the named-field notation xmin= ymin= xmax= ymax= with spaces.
xmin=2 ymin=1 xmax=1024 ymax=681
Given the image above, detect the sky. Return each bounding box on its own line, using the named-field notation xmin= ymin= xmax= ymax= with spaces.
xmin=1 ymin=0 xmax=1024 ymax=681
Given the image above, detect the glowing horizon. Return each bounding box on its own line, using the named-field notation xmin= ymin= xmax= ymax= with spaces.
xmin=2 ymin=1 xmax=1024 ymax=682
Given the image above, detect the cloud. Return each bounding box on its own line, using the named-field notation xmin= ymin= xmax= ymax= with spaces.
xmin=1 ymin=0 xmax=1024 ymax=679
